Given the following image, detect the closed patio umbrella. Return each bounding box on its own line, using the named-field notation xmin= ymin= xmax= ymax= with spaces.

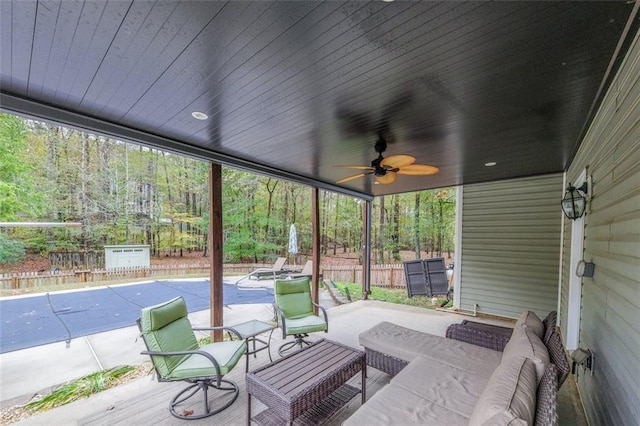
xmin=288 ymin=224 xmax=298 ymax=267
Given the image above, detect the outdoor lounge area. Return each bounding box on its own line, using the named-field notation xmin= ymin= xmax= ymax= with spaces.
xmin=9 ymin=300 xmax=587 ymax=425
xmin=1 ymin=2 xmax=639 ymax=424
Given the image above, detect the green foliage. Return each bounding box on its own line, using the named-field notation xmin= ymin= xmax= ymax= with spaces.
xmin=0 ymin=114 xmax=31 ymax=220
xmin=0 ymin=233 xmax=26 ymax=263
xmin=336 ymin=282 xmax=450 ymax=309
xmin=2 ymin=114 xmax=456 ymax=263
xmin=25 ymin=366 xmax=136 ymax=413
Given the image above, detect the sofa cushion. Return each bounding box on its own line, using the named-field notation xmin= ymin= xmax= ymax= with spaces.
xmin=545 ymin=330 xmax=570 ymax=389
xmin=469 ymin=356 xmax=537 ymax=426
xmin=514 ymin=310 xmax=544 ymax=339
xmin=542 ymin=311 xmax=557 ymax=344
xmin=343 ymin=383 xmax=469 ymax=426
xmin=391 ymin=356 xmax=491 ymax=419
xmin=360 ymin=321 xmax=502 ymax=379
xmin=479 ymin=412 xmax=528 ymax=425
xmin=502 ymin=325 xmax=550 ymax=384
xmin=535 ymin=363 xmax=559 ymax=426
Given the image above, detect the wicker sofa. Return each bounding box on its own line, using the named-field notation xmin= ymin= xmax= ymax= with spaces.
xmin=445 ymin=311 xmax=558 ymax=353
xmin=345 ymin=311 xmax=569 ymax=426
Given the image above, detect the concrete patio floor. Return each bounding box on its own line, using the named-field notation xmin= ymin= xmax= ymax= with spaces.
xmin=4 ymin=299 xmax=587 ymax=425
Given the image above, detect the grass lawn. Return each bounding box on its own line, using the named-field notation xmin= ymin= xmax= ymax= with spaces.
xmin=333 ymin=281 xmax=452 ymax=309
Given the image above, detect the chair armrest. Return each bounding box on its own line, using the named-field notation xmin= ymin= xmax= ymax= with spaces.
xmin=192 ymin=326 xmax=243 ymax=340
xmin=311 ymin=301 xmax=329 ymax=332
xmin=141 ymin=348 xmax=222 ymax=377
xmin=272 ymin=303 xmax=287 ymax=339
xmin=445 ymin=323 xmax=510 ymax=352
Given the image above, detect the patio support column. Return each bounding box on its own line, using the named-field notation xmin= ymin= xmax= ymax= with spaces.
xmin=311 ymin=187 xmax=320 ymax=313
xmin=362 ymin=199 xmax=372 ymax=299
xmin=209 ymin=163 xmax=223 ymax=342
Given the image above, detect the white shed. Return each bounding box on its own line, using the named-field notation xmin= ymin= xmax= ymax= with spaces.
xmin=104 ymin=245 xmax=150 ymax=269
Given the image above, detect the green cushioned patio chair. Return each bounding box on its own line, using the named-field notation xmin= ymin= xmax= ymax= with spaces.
xmin=137 ymin=296 xmax=247 ymax=420
xmin=273 ymin=277 xmax=328 ymax=356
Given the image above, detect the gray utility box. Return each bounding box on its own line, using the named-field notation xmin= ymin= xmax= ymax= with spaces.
xmin=104 ymin=245 xmax=150 ymax=269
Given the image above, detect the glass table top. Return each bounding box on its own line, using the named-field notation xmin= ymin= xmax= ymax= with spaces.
xmin=230 ymin=319 xmax=276 ymax=339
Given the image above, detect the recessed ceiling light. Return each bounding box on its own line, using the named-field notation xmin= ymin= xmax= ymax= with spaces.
xmin=382 ymin=0 xmax=394 ymax=2
xmin=484 ymin=162 xmax=497 ymax=167
xmin=191 ymin=111 xmax=208 ymax=120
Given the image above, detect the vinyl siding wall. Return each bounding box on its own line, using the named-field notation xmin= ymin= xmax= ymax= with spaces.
xmin=459 ymin=174 xmax=563 ymax=319
xmin=561 ymin=28 xmax=640 ymax=425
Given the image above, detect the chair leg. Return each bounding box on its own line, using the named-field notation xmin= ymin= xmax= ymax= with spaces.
xmin=277 ymin=334 xmax=312 ymax=357
xmin=169 ymin=379 xmax=239 ymax=420
xmin=202 ymin=382 xmax=210 ymax=417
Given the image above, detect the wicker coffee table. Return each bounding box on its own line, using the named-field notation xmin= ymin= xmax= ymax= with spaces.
xmin=246 ymin=339 xmax=366 ymax=425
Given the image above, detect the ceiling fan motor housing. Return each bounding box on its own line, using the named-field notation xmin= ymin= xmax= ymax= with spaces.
xmin=371 ymin=155 xmax=390 ymax=176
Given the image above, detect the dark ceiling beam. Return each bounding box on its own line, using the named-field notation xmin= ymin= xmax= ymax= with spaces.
xmin=0 ymin=92 xmax=374 ymax=202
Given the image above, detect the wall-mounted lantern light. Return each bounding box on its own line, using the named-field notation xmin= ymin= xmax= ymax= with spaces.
xmin=561 ymin=181 xmax=588 ymax=220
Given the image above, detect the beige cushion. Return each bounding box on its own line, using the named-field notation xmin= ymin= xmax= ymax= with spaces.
xmin=502 ymin=324 xmax=550 ymax=384
xmin=514 ymin=310 xmax=544 ymax=339
xmin=468 ymin=356 xmax=537 ymax=426
xmin=343 ymin=383 xmax=469 ymax=426
xmin=480 ymin=412 xmax=528 ymax=425
xmin=392 ymin=356 xmax=491 ymax=418
xmin=360 ymin=321 xmax=502 ymax=378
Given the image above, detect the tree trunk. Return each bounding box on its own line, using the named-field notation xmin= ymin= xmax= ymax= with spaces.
xmin=80 ymin=132 xmax=89 ymax=254
xmin=438 ymin=199 xmax=443 ymax=257
xmin=263 ymin=178 xmax=278 ymax=247
xmin=321 ymin=192 xmax=330 ymax=255
xmin=413 ymin=192 xmax=421 ymax=259
xmin=333 ymin=196 xmax=340 ymax=255
xmin=377 ymin=197 xmax=385 ymax=264
xmin=392 ymin=195 xmax=400 ymax=261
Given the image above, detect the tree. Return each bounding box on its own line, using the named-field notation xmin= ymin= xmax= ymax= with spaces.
xmin=0 ymin=233 xmax=25 ymax=263
xmin=0 ymin=114 xmax=36 ymax=220
xmin=413 ymin=192 xmax=421 ymax=259
xmin=0 ymin=114 xmax=457 ymax=265
xmin=391 ymin=194 xmax=400 ymax=261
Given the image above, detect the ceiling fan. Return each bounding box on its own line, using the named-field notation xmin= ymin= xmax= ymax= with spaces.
xmin=334 ymin=132 xmax=439 ymax=185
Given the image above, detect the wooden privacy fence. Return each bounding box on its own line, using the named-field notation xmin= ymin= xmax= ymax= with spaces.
xmin=1 ymin=263 xmax=407 ymax=291
xmin=1 ymin=263 xmax=242 ymax=291
xmin=321 ymin=264 xmax=406 ymax=288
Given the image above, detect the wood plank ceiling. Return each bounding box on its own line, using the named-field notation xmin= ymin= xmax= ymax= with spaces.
xmin=1 ymin=1 xmax=638 ymax=197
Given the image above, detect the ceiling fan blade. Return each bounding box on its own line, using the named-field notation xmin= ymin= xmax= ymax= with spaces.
xmin=397 ymin=164 xmax=440 ymax=175
xmin=336 ymin=173 xmax=368 ymax=184
xmin=332 ymin=165 xmax=375 ymax=170
xmin=375 ymin=172 xmax=397 ymax=185
xmin=381 ymin=154 xmax=415 ymax=168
